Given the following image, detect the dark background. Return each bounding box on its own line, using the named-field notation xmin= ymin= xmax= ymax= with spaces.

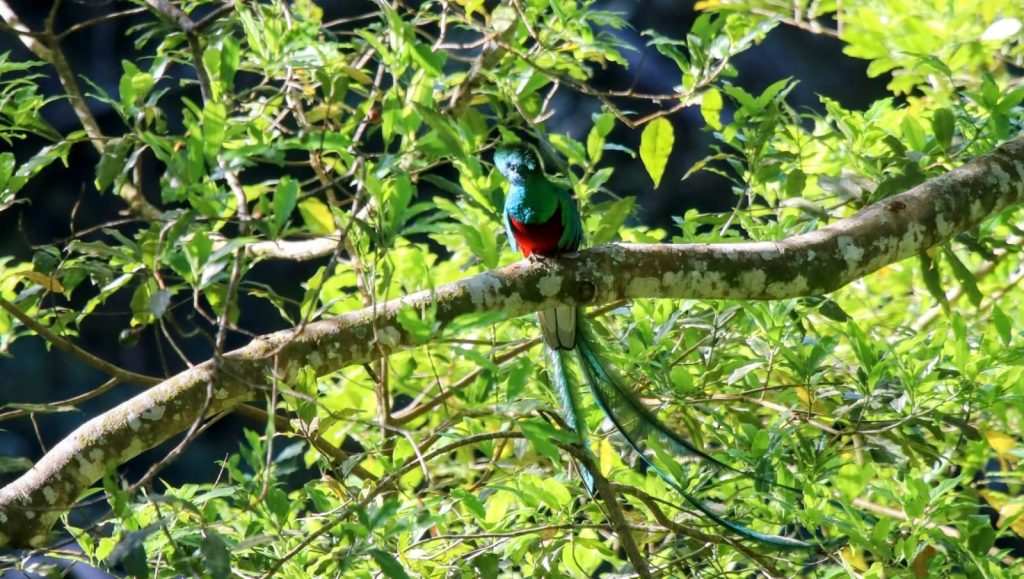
xmin=0 ymin=0 xmax=888 ymax=573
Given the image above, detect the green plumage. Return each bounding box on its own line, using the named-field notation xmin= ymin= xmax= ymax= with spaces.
xmin=495 ymin=144 xmax=830 ymax=550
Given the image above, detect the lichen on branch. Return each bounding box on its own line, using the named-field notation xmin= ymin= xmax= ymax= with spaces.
xmin=0 ymin=137 xmax=1022 ymax=548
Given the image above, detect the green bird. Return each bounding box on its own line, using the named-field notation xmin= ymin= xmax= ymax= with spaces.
xmin=495 ymin=144 xmax=822 ymax=549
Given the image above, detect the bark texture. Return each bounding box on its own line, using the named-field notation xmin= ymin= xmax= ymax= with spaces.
xmin=1 ymin=138 xmax=1022 ymax=547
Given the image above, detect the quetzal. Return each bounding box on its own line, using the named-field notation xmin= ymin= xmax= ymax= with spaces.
xmin=495 ymin=144 xmax=822 ymax=549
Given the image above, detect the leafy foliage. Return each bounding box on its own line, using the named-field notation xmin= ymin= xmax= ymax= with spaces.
xmin=0 ymin=0 xmax=1023 ymax=577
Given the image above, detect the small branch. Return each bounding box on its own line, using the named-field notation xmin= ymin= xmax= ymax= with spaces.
xmin=571 ymin=447 xmax=651 ymax=577
xmin=194 ymin=3 xmax=235 ymax=33
xmin=0 ymin=378 xmax=120 ymax=422
xmin=0 ymin=0 xmax=52 ymax=59
xmin=56 ymin=7 xmax=147 ymax=41
xmin=0 ymin=298 xmax=161 ymax=387
xmin=239 ymin=236 xmax=342 ymax=261
xmin=145 ymin=0 xmax=195 ymax=33
xmin=44 ymin=41 xmax=102 ymax=148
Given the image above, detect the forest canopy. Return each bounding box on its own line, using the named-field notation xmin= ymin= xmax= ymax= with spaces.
xmin=1 ymin=0 xmax=1023 ymax=577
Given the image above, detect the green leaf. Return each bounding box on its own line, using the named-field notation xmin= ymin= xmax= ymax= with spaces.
xmin=0 ymin=455 xmax=34 ymax=474
xmin=519 ymin=420 xmax=562 ymax=463
xmin=451 ymin=488 xmax=486 ymax=520
xmin=951 ymin=311 xmax=969 ymax=373
xmin=472 ymin=554 xmax=501 ymax=579
xmin=722 ymin=84 xmax=759 ymax=112
xmin=818 ymin=299 xmax=851 ymax=322
xmin=396 ymin=307 xmax=436 ymax=344
xmin=369 ymin=549 xmax=410 ymax=579
xmin=965 ymin=514 xmax=996 ymax=554
xmin=918 ymin=252 xmax=949 ymax=312
xmin=147 ymin=289 xmax=171 ymax=319
xmin=669 ymin=365 xmax=693 ymax=394
xmin=931 ymin=108 xmax=954 ymax=152
xmin=200 ymin=533 xmax=231 ymax=578
xmin=118 ymin=60 xmax=153 ymax=110
xmin=996 ymin=85 xmax=1024 ymax=113
xmin=94 ymin=138 xmax=131 ymax=192
xmin=991 ymin=306 xmax=1011 ymax=345
xmin=108 ymin=525 xmax=159 ymax=578
xmin=220 ymin=36 xmax=241 ymax=92
xmin=202 ymin=102 xmax=227 ymax=160
xmin=413 ymin=103 xmax=464 ymax=157
xmin=640 ymin=117 xmax=674 ymax=188
xmin=586 ymin=124 xmax=605 ymax=163
xmin=942 ymin=247 xmax=982 ymax=307
xmin=590 ymin=197 xmax=634 ymax=245
xmin=408 ymin=40 xmax=445 ymax=77
xmin=901 ymin=115 xmax=926 ymax=152
xmin=785 ymin=169 xmax=807 ymax=197
xmin=903 ymin=478 xmax=929 ymax=518
xmin=272 ymin=177 xmax=299 ymax=236
xmin=587 ymin=112 xmax=616 ymax=162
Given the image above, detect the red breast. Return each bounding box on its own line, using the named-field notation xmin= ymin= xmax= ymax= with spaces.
xmin=508 ymin=205 xmax=565 ymax=257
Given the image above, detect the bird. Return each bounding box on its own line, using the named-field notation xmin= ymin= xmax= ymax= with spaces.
xmin=495 ymin=143 xmax=823 ymax=549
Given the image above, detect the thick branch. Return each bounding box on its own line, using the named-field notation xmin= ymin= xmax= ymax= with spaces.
xmin=0 ymin=138 xmax=1022 ymax=547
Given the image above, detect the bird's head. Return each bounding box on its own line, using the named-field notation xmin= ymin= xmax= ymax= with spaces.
xmin=494 ymin=145 xmax=540 ymax=185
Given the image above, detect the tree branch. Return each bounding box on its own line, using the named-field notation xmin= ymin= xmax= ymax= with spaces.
xmin=0 ymin=137 xmax=1022 ymax=547
xmin=0 ymin=1 xmax=162 ymax=221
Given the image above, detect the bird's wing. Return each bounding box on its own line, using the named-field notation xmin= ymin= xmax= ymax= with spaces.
xmin=502 ymin=209 xmax=519 ymax=254
xmin=555 ymin=187 xmax=584 ymax=251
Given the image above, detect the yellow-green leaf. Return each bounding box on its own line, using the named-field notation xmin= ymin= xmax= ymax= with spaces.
xmin=297 ymin=198 xmax=335 ymax=235
xmin=640 ymin=117 xmax=674 ymax=188
xmin=701 ymin=88 xmax=723 ymax=130
xmin=21 ymin=271 xmax=65 ymax=294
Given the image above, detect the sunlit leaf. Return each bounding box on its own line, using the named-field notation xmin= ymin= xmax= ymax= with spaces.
xmin=639 ymin=117 xmax=674 ymax=188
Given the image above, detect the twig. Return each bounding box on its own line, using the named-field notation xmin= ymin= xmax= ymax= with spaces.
xmin=0 ymin=378 xmax=120 ymax=422
xmin=572 ymin=448 xmax=652 ymax=577
xmin=193 ymin=2 xmax=235 ymax=33
xmin=0 ymin=1 xmax=52 ymax=59
xmin=56 ymin=7 xmax=147 ymax=40
xmin=0 ymin=298 xmax=161 ymax=386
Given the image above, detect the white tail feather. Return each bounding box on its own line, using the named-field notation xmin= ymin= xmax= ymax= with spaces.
xmin=538 ymin=306 xmax=576 ymax=350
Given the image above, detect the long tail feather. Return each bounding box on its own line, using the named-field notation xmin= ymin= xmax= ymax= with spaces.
xmin=573 ymin=317 xmax=800 ymax=493
xmin=574 ymin=315 xmax=825 ymax=549
xmin=545 ymin=343 xmax=595 ymax=494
